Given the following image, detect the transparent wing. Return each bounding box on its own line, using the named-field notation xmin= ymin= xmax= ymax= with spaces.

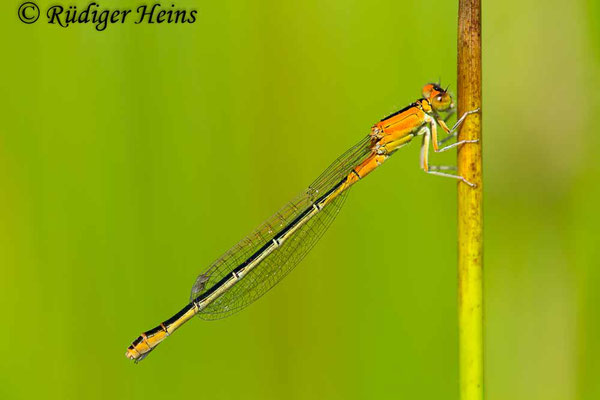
xmin=199 ymin=191 xmax=348 ymax=319
xmin=308 ymin=135 xmax=374 ymax=196
xmin=189 ymin=191 xmax=316 ymax=303
xmin=190 ymin=135 xmax=373 ymax=318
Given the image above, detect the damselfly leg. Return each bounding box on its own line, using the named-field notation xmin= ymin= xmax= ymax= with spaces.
xmin=438 ymin=108 xmax=480 ymax=145
xmin=419 ymin=107 xmax=480 ymax=187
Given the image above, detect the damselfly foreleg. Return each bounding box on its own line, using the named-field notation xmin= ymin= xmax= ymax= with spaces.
xmin=438 ymin=108 xmax=480 ymax=145
xmin=431 ymin=110 xmax=480 ymax=152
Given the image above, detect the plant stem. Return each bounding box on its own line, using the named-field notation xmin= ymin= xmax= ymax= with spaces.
xmin=457 ymin=0 xmax=483 ymax=399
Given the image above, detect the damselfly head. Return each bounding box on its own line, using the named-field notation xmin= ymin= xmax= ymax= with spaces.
xmin=422 ymin=83 xmax=454 ymax=113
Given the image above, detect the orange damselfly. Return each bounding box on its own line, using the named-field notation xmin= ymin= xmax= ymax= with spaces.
xmin=125 ymin=83 xmax=479 ymax=362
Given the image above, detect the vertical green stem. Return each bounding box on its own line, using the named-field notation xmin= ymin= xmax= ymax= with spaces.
xmin=457 ymin=0 xmax=483 ymax=399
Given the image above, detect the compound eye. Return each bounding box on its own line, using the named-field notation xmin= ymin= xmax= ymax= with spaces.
xmin=432 ymin=93 xmax=452 ymax=112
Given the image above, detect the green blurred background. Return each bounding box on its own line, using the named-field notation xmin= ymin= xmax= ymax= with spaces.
xmin=1 ymin=0 xmax=598 ymax=399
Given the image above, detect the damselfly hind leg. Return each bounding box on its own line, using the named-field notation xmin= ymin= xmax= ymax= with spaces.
xmin=426 ymin=170 xmax=477 ymax=187
xmin=429 ymin=165 xmax=457 ymax=171
xmin=420 ymin=126 xmax=477 ymax=187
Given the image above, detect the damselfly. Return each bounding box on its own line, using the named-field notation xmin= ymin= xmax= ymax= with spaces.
xmin=125 ymin=83 xmax=479 ymax=362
